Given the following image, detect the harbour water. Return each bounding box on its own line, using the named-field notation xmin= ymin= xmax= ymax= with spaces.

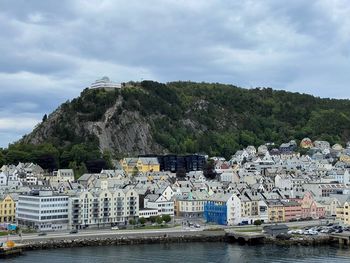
xmin=6 ymin=243 xmax=350 ymax=263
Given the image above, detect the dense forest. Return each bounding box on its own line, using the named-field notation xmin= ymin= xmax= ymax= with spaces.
xmin=1 ymin=80 xmax=349 ymax=176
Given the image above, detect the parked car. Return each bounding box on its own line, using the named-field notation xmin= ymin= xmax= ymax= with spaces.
xmin=38 ymin=232 xmax=47 ymax=236
xmin=111 ymin=226 xmax=119 ymax=230
xmin=69 ymin=229 xmax=78 ymax=234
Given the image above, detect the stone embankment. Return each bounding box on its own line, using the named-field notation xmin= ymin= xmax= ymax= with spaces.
xmin=21 ymin=231 xmax=227 ymax=251
xmin=264 ymin=235 xmax=337 ymax=246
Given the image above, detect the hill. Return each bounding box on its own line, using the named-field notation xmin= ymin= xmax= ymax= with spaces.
xmin=1 ymin=80 xmax=350 ymax=172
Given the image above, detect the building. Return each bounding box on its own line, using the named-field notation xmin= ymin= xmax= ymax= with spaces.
xmin=0 ymin=194 xmax=16 ymax=223
xmin=281 ymin=200 xmax=302 ymax=222
xmin=263 ymin=224 xmax=289 ymax=237
xmin=176 ymin=191 xmax=208 ymax=218
xmin=267 ymin=200 xmax=285 ymax=223
xmin=139 ymin=208 xmax=159 ymax=219
xmin=69 ymin=187 xmax=139 ymax=229
xmin=121 ymin=157 xmax=160 ymax=175
xmin=54 ymin=169 xmax=75 ymax=182
xmin=336 ymin=197 xmax=350 ymax=226
xmin=298 ymin=192 xmax=325 ymax=219
xmin=90 ymin=76 xmax=122 ymax=89
xmin=147 ymin=154 xmax=206 ymax=173
xmin=204 ymin=193 xmax=242 ymax=225
xmin=144 ymin=194 xmax=174 ymax=217
xmin=16 ymin=191 xmax=69 ymax=231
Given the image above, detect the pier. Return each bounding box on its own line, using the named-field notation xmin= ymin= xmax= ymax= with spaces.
xmin=225 ymin=230 xmax=265 ymax=244
xmin=330 ymin=233 xmax=350 ymax=246
xmin=0 ymin=244 xmax=24 ymax=258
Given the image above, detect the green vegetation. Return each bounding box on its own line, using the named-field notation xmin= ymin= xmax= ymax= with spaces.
xmin=254 ymin=220 xmax=263 ymax=226
xmin=1 ymin=80 xmax=350 ymax=175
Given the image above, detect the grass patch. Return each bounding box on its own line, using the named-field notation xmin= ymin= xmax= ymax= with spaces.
xmin=135 ymin=225 xmax=172 ymax=230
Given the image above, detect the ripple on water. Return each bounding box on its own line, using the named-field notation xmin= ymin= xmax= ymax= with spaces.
xmin=5 ymin=243 xmax=350 ymax=263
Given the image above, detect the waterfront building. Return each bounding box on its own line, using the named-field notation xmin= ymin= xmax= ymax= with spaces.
xmin=204 ymin=193 xmax=242 ymax=225
xmin=69 ymin=187 xmax=139 ymax=229
xmin=144 ymin=193 xmax=174 ymax=216
xmin=16 ymin=190 xmax=69 ymax=231
xmin=0 ymin=194 xmax=16 ymax=223
xmin=175 ymin=191 xmax=208 ymax=218
xmin=335 ymin=195 xmax=350 ymax=226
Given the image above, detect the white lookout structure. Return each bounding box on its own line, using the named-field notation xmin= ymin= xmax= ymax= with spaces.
xmin=90 ymin=76 xmax=122 ymax=89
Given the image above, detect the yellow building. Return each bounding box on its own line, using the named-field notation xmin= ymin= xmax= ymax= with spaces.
xmin=267 ymin=200 xmax=285 ymax=223
xmin=121 ymin=157 xmax=160 ymax=174
xmin=0 ymin=194 xmax=16 ymax=223
xmin=336 ymin=201 xmax=350 ymax=225
xmin=340 ymin=155 xmax=350 ymax=164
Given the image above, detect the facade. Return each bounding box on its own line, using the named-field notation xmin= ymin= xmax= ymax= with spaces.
xmin=176 ymin=191 xmax=208 ymax=218
xmin=16 ymin=191 xmax=69 ymax=231
xmin=139 ymin=208 xmax=159 ymax=219
xmin=144 ymin=194 xmax=174 ymax=216
xmin=336 ymin=201 xmax=350 ymax=226
xmin=298 ymin=192 xmax=325 ymax=219
xmin=267 ymin=200 xmax=285 ymax=223
xmin=203 ymin=193 xmax=241 ymax=225
xmin=55 ymin=169 xmax=75 ymax=182
xmin=69 ymin=188 xmax=139 ymax=229
xmin=0 ymin=194 xmax=16 ymax=223
xmin=153 ymin=154 xmax=206 ymax=173
xmin=282 ymin=200 xmax=302 ymax=222
xmin=121 ymin=158 xmax=160 ymax=174
xmin=204 ymin=199 xmax=227 ymax=225
xmin=90 ymin=76 xmax=122 ymax=89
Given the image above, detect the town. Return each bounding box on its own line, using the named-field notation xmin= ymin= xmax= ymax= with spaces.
xmin=0 ymin=137 xmax=349 ymax=235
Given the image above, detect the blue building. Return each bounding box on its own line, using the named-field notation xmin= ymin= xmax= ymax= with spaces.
xmin=204 ymin=201 xmax=227 ymax=225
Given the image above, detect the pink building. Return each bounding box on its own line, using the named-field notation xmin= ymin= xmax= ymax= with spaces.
xmin=297 ymin=192 xmax=325 ymax=219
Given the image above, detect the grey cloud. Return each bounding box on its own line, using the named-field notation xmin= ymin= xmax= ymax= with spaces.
xmin=0 ymin=0 xmax=349 ymax=147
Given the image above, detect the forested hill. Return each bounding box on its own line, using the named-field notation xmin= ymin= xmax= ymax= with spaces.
xmin=1 ymin=80 xmax=350 ymax=171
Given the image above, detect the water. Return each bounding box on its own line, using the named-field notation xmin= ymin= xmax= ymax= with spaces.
xmin=6 ymin=243 xmax=350 ymax=263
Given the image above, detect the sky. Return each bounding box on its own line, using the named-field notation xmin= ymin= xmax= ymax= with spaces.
xmin=1 ymin=0 xmax=350 ymax=148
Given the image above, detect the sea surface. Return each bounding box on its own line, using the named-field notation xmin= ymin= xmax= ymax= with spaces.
xmin=6 ymin=243 xmax=350 ymax=263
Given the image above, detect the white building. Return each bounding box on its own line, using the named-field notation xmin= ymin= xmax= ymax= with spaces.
xmin=16 ymin=190 xmax=69 ymax=231
xmin=69 ymin=187 xmax=139 ymax=229
xmin=90 ymin=76 xmax=122 ymax=89
xmin=144 ymin=194 xmax=174 ymax=216
xmin=0 ymin=172 xmax=7 ymax=186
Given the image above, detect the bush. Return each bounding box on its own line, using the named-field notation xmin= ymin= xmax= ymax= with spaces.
xmin=139 ymin=217 xmax=146 ymax=225
xmin=253 ymin=220 xmax=262 ymax=226
xmin=162 ymin=214 xmax=172 ymax=223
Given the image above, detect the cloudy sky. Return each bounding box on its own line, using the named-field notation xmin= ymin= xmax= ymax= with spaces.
xmin=0 ymin=0 xmax=350 ymax=147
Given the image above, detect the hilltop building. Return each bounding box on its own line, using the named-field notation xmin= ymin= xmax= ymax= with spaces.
xmin=90 ymin=76 xmax=122 ymax=89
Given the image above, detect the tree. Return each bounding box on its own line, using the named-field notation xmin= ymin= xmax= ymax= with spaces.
xmin=139 ymin=217 xmax=146 ymax=225
xmin=149 ymin=216 xmax=157 ymax=223
xmin=0 ymin=150 xmax=5 ymax=167
xmin=162 ymin=214 xmax=171 ymax=223
xmin=203 ymin=159 xmax=216 ymax=180
xmin=129 ymin=219 xmax=136 ymax=225
xmin=85 ymin=159 xmax=107 ymax=173
xmin=42 ymin=114 xmax=48 ymax=122
xmin=69 ymin=161 xmax=87 ymax=180
xmin=102 ymin=150 xmax=114 ymax=169
xmin=253 ymin=220 xmax=262 ymax=227
xmin=156 ymin=216 xmax=163 ymax=225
